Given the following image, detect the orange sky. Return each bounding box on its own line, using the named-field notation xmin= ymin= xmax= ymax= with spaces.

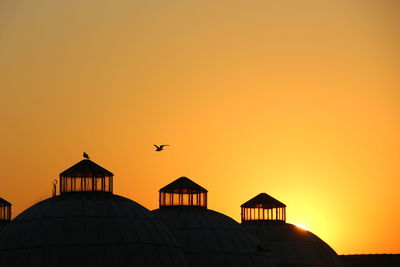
xmin=1 ymin=0 xmax=399 ymax=255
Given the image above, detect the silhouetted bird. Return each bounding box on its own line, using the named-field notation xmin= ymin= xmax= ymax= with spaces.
xmin=83 ymin=152 xmax=90 ymax=159
xmin=154 ymin=144 xmax=170 ymax=152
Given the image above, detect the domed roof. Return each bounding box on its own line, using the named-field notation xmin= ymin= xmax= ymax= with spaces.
xmin=0 ymin=222 xmax=8 ymax=235
xmin=242 ymin=221 xmax=345 ymax=267
xmin=154 ymin=177 xmax=273 ymax=266
xmin=153 ymin=207 xmax=274 ymax=267
xmin=0 ymin=192 xmax=187 ymax=267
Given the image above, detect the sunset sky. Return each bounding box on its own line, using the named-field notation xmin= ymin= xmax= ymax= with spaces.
xmin=1 ymin=0 xmax=399 ymax=255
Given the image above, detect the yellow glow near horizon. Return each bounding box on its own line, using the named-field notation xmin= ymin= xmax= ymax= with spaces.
xmin=294 ymin=224 xmax=309 ymax=231
xmin=1 ymin=0 xmax=399 ymax=255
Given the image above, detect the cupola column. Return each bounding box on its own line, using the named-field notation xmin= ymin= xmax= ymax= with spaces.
xmin=0 ymin=198 xmax=11 ymax=221
xmin=241 ymin=193 xmax=286 ymax=222
xmin=159 ymin=177 xmax=208 ymax=208
xmin=59 ymin=154 xmax=114 ymax=194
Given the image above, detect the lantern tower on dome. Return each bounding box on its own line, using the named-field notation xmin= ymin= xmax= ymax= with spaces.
xmin=0 ymin=198 xmax=11 ymax=222
xmin=59 ymin=155 xmax=113 ymax=194
xmin=241 ymin=193 xmax=286 ymax=222
xmin=159 ymin=176 xmax=207 ymax=208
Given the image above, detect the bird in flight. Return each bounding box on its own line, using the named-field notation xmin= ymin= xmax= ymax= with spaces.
xmin=83 ymin=152 xmax=90 ymax=159
xmin=154 ymin=144 xmax=170 ymax=152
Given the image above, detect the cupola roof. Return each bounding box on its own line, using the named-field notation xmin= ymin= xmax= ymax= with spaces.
xmin=60 ymin=159 xmax=113 ymax=178
xmin=160 ymin=177 xmax=207 ymax=194
xmin=0 ymin=198 xmax=11 ymax=206
xmin=241 ymin=193 xmax=286 ymax=209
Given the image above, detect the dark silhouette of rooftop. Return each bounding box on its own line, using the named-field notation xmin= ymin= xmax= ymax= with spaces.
xmin=59 ymin=157 xmax=114 ymax=194
xmin=340 ymin=254 xmax=400 ymax=267
xmin=60 ymin=159 xmax=113 ymax=178
xmin=241 ymin=193 xmax=286 ymax=222
xmin=0 ymin=198 xmax=11 ymax=207
xmin=159 ymin=176 xmax=207 ymax=194
xmin=241 ymin=193 xmax=286 ymax=209
xmin=0 ymin=192 xmax=188 ymax=267
xmin=159 ymin=177 xmax=208 ymax=208
xmin=154 ymin=178 xmax=274 ymax=267
xmin=0 ymin=197 xmax=11 ymax=222
xmin=241 ymin=193 xmax=345 ymax=267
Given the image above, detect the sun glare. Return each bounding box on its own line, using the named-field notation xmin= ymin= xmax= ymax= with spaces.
xmin=294 ymin=224 xmax=309 ymax=231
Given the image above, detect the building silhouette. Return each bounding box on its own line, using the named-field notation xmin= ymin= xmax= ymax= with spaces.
xmin=152 ymin=177 xmax=274 ymax=267
xmin=241 ymin=193 xmax=345 ymax=267
xmin=0 ymin=198 xmax=11 ymax=233
xmin=0 ymin=158 xmax=187 ymax=267
xmin=2 ymin=155 xmax=381 ymax=266
xmin=340 ymin=254 xmax=400 ymax=267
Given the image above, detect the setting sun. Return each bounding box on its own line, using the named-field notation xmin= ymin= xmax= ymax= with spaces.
xmin=294 ymin=224 xmax=309 ymax=231
xmin=1 ymin=0 xmax=399 ymax=260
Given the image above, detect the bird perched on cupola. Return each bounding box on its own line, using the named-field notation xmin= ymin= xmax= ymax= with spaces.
xmin=83 ymin=152 xmax=90 ymax=159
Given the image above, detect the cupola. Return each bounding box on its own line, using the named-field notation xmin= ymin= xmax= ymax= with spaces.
xmin=0 ymin=198 xmax=11 ymax=221
xmin=240 ymin=193 xmax=345 ymax=267
xmin=59 ymin=154 xmax=113 ymax=194
xmin=159 ymin=177 xmax=207 ymax=208
xmin=241 ymin=193 xmax=286 ymax=222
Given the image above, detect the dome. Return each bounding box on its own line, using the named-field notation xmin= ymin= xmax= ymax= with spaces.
xmin=0 ymin=220 xmax=9 ymax=234
xmin=153 ymin=207 xmax=273 ymax=267
xmin=0 ymin=192 xmax=187 ymax=267
xmin=241 ymin=193 xmax=344 ymax=267
xmin=153 ymin=177 xmax=274 ymax=267
xmin=242 ymin=221 xmax=345 ymax=267
xmin=0 ymin=221 xmax=7 ymax=233
xmin=0 ymin=224 xmax=6 ymax=234
xmin=0 ymin=156 xmax=187 ymax=267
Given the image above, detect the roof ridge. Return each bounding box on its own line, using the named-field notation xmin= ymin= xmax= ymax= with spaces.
xmin=241 ymin=193 xmax=286 ymax=208
xmin=59 ymin=159 xmax=114 ymax=177
xmin=159 ymin=177 xmax=208 ymax=193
